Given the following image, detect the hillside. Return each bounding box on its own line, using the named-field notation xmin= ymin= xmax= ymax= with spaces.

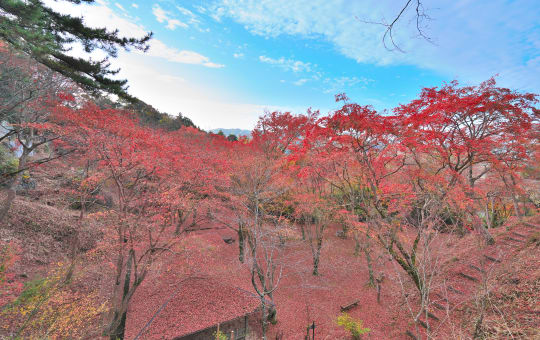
xmin=210 ymin=128 xmax=252 ymax=137
xmin=2 ymin=170 xmax=539 ymax=339
xmin=1 ymin=72 xmax=538 ymax=339
xmin=1 ymin=2 xmax=539 ymax=339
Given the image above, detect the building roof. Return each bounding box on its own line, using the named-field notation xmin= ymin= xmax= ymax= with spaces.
xmin=126 ymin=276 xmax=260 ymax=339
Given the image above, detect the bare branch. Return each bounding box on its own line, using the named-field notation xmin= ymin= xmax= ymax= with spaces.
xmin=357 ymin=0 xmax=433 ymax=52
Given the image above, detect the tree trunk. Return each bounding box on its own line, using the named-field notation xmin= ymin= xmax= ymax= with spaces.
xmin=484 ymin=200 xmax=492 ymax=230
xmin=189 ymin=207 xmax=198 ymax=229
xmin=79 ymin=160 xmax=89 ymax=220
xmin=376 ymin=281 xmax=382 ymax=303
xmin=65 ymin=230 xmax=80 ymax=283
xmin=364 ymin=245 xmax=375 ymax=287
xmin=261 ymin=299 xmax=268 ymax=340
xmin=110 ymin=310 xmax=128 ymax=340
xmin=175 ymin=209 xmax=185 ymax=235
xmin=312 ymin=237 xmax=322 ymax=276
xmin=109 ymin=251 xmax=133 ymax=340
xmin=473 ymin=313 xmax=484 ymax=339
xmin=512 ymin=197 xmax=522 ymax=221
xmin=341 ymin=223 xmax=349 ymax=238
xmin=475 ymin=223 xmax=495 ymax=245
xmin=267 ymin=304 xmax=277 ymax=325
xmin=238 ymin=225 xmax=245 ymax=263
xmin=353 ymin=233 xmax=360 ymax=256
xmin=503 ymin=174 xmax=522 ymax=221
xmin=364 ymin=232 xmax=375 ymax=286
xmin=378 ymin=234 xmax=424 ymax=293
xmin=0 ymin=147 xmax=29 ymax=223
xmin=79 ymin=195 xmax=86 ymax=220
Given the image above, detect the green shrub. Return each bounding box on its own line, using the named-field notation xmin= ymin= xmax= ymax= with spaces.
xmin=214 ymin=331 xmax=229 ymax=340
xmin=337 ymin=312 xmax=370 ymax=339
xmin=213 ymin=329 xmax=228 ymax=340
xmin=527 ymin=231 xmax=540 ymax=247
xmin=0 ymin=144 xmax=18 ymax=176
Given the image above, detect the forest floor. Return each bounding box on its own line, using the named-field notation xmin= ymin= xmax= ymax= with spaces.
xmin=1 ymin=167 xmax=539 ymax=339
xmin=125 ymin=216 xmax=540 ymax=339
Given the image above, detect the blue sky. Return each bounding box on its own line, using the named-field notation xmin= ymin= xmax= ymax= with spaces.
xmin=51 ymin=0 xmax=539 ymax=130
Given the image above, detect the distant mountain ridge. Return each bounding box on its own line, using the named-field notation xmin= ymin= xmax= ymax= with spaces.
xmin=209 ymin=128 xmax=251 ymax=137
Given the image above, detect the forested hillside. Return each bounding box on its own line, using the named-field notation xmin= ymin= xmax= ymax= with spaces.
xmin=1 ymin=1 xmax=539 ymax=340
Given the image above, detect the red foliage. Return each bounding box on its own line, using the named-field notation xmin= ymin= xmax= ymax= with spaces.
xmin=8 ymin=76 xmax=537 ymax=339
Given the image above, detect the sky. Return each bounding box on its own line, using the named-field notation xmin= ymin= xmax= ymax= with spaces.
xmin=48 ymin=0 xmax=539 ymax=130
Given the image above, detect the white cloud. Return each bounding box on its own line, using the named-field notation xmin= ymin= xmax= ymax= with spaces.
xmin=233 ymin=52 xmax=244 ymax=58
xmin=115 ymin=52 xmax=300 ymax=129
xmin=143 ymin=40 xmax=224 ymax=68
xmin=152 ymin=4 xmax=188 ymax=30
xmin=194 ymin=5 xmax=207 ymax=14
xmin=323 ymin=76 xmax=373 ymax=93
xmin=210 ymin=6 xmax=226 ymax=22
xmin=293 ymin=78 xmax=309 ymax=86
xmin=152 ymin=5 xmax=168 ymax=22
xmin=132 ymin=3 xmax=138 ymax=9
xmin=176 ymin=6 xmax=196 ymax=18
xmin=166 ymin=19 xmax=185 ymax=30
xmin=40 ymin=0 xmax=249 ymax=129
xmin=44 ymin=0 xmax=147 ymax=37
xmin=211 ymin=0 xmax=540 ymax=92
xmin=44 ymin=0 xmax=222 ymax=68
xmin=114 ymin=3 xmax=126 ymax=12
xmin=259 ymin=55 xmax=311 ymax=73
xmin=175 ymin=5 xmax=207 ymax=31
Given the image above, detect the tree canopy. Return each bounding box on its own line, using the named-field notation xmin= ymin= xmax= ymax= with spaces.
xmin=0 ymin=0 xmax=151 ymax=100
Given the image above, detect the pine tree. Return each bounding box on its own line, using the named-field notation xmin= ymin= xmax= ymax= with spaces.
xmin=0 ymin=0 xmax=152 ymax=100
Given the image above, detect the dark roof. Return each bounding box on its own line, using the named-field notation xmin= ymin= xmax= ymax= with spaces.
xmin=126 ymin=276 xmax=260 ymax=339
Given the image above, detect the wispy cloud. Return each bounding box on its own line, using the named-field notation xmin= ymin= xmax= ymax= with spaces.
xmin=210 ymin=6 xmax=226 ymax=22
xmin=233 ymin=52 xmax=244 ymax=59
xmin=175 ymin=5 xmax=208 ymax=32
xmin=44 ymin=0 xmax=147 ymax=37
xmin=194 ymin=5 xmax=207 ymax=14
xmin=176 ymin=6 xmax=196 ymax=18
xmin=211 ymin=0 xmax=540 ymax=92
xmin=259 ymin=55 xmax=311 ymax=73
xmin=152 ymin=4 xmax=188 ymax=30
xmin=51 ymin=0 xmax=223 ymax=68
xmin=131 ymin=3 xmax=138 ymax=9
xmin=293 ymin=78 xmax=309 ymax=86
xmin=323 ymin=76 xmax=373 ymax=93
xmin=145 ymin=40 xmax=224 ymax=68
xmin=42 ymin=0 xmax=235 ymax=130
xmin=114 ymin=3 xmax=126 ymax=12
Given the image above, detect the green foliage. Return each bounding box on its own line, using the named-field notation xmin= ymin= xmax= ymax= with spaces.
xmin=482 ymin=202 xmax=512 ymax=229
xmin=7 ymin=277 xmax=47 ymax=308
xmin=0 ymin=144 xmax=18 ymax=176
xmin=0 ymin=243 xmax=15 ymax=286
xmin=0 ymin=0 xmax=151 ymax=99
xmin=337 ymin=312 xmax=370 ymax=339
xmin=213 ymin=329 xmax=228 ymax=340
xmin=125 ymin=100 xmax=197 ymax=130
xmin=2 ymin=263 xmax=106 ymax=338
xmin=527 ymin=231 xmax=540 ymax=247
xmin=158 ymin=112 xmax=196 ymax=131
xmin=331 ymin=184 xmax=371 ymax=220
xmin=263 ymin=191 xmax=296 ymax=221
